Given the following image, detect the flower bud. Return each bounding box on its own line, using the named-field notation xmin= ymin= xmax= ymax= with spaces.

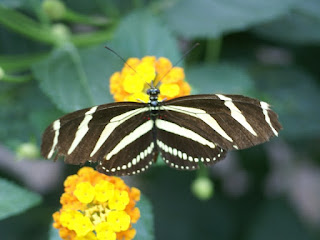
xmin=51 ymin=24 xmax=70 ymax=44
xmin=42 ymin=0 xmax=66 ymax=20
xmin=16 ymin=142 xmax=39 ymax=160
xmin=191 ymin=176 xmax=214 ymax=200
xmin=0 ymin=67 xmax=4 ymax=80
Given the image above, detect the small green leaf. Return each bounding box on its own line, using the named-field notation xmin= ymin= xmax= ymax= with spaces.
xmin=134 ymin=194 xmax=154 ymax=240
xmin=186 ymin=63 xmax=254 ymax=94
xmin=253 ymin=0 xmax=320 ymax=45
xmin=0 ymin=178 xmax=42 ymax=220
xmin=32 ymin=43 xmax=115 ymax=112
xmin=109 ymin=9 xmax=180 ymax=61
xmin=162 ymin=0 xmax=299 ymax=38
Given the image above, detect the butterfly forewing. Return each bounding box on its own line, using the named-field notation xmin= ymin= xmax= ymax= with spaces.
xmin=41 ymin=102 xmax=148 ymax=168
xmin=162 ymin=94 xmax=281 ymax=151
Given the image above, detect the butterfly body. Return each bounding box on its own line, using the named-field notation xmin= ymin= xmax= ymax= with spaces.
xmin=41 ymin=87 xmax=281 ymax=176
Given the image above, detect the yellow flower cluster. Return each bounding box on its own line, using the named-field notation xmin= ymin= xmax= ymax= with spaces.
xmin=53 ymin=167 xmax=140 ymax=240
xmin=110 ymin=56 xmax=191 ymax=102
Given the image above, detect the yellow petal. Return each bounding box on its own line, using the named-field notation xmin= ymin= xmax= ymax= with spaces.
xmin=123 ymin=74 xmax=144 ymax=93
xmin=74 ymin=182 xmax=95 ymax=204
xmin=126 ymin=92 xmax=149 ymax=103
xmin=159 ymin=83 xmax=180 ymax=98
xmin=136 ymin=62 xmax=156 ymax=83
xmin=94 ymin=181 xmax=115 ymax=203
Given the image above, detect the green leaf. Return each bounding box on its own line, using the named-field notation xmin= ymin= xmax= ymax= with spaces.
xmin=0 ymin=178 xmax=42 ymax=220
xmin=161 ymin=0 xmax=299 ymax=38
xmin=252 ymin=67 xmax=320 ymax=139
xmin=134 ymin=194 xmax=154 ymax=240
xmin=0 ymin=81 xmax=59 ymax=149
xmin=32 ymin=43 xmax=115 ymax=112
xmin=246 ymin=199 xmax=313 ymax=240
xmin=109 ymin=9 xmax=180 ymax=60
xmin=253 ymin=0 xmax=320 ymax=45
xmin=186 ymin=63 xmax=254 ymax=94
xmin=33 ymin=10 xmax=181 ymax=113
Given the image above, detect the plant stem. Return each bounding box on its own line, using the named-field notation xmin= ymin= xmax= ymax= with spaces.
xmin=1 ymin=74 xmax=33 ymax=83
xmin=0 ymin=53 xmax=48 ymax=72
xmin=71 ymin=28 xmax=114 ymax=47
xmin=64 ymin=9 xmax=111 ymax=27
xmin=0 ymin=6 xmax=56 ymax=44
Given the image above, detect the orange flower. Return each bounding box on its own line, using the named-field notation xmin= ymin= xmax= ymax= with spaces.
xmin=53 ymin=167 xmax=140 ymax=240
xmin=109 ymin=56 xmax=191 ymax=102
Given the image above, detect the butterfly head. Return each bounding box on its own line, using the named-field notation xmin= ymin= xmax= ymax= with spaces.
xmin=147 ymin=87 xmax=160 ymax=106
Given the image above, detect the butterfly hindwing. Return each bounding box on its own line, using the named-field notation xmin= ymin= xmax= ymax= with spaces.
xmin=96 ymin=125 xmax=158 ymax=175
xmin=156 ymin=120 xmax=227 ymax=170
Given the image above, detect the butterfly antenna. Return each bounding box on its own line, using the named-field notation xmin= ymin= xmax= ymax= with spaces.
xmin=155 ymin=42 xmax=200 ymax=88
xmin=104 ymin=46 xmax=138 ymax=74
xmin=105 ymin=46 xmax=154 ymax=89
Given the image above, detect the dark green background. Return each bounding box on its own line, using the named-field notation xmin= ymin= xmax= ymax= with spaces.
xmin=0 ymin=0 xmax=320 ymax=239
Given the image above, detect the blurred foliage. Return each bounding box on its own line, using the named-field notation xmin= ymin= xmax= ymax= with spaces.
xmin=0 ymin=0 xmax=320 ymax=239
xmin=0 ymin=177 xmax=42 ymax=220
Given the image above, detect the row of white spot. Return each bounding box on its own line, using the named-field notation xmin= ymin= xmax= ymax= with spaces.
xmin=156 ymin=139 xmax=224 ymax=163
xmin=101 ymin=142 xmax=155 ymax=175
xmin=162 ymin=156 xmax=197 ymax=170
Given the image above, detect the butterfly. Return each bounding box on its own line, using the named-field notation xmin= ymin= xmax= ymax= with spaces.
xmin=41 ymin=85 xmax=281 ymax=176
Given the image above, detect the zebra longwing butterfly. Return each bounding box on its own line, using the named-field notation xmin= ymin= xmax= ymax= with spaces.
xmin=41 ymin=87 xmax=281 ymax=176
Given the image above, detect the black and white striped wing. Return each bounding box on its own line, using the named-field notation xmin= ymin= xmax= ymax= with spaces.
xmin=41 ymin=92 xmax=281 ymax=175
xmin=156 ymin=118 xmax=227 ymax=170
xmin=157 ymin=94 xmax=281 ymax=168
xmin=41 ymin=102 xmax=156 ymax=176
xmin=96 ymin=119 xmax=158 ymax=176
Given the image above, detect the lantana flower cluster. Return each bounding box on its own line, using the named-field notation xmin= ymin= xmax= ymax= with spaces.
xmin=110 ymin=56 xmax=191 ymax=102
xmin=52 ymin=167 xmax=140 ymax=240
